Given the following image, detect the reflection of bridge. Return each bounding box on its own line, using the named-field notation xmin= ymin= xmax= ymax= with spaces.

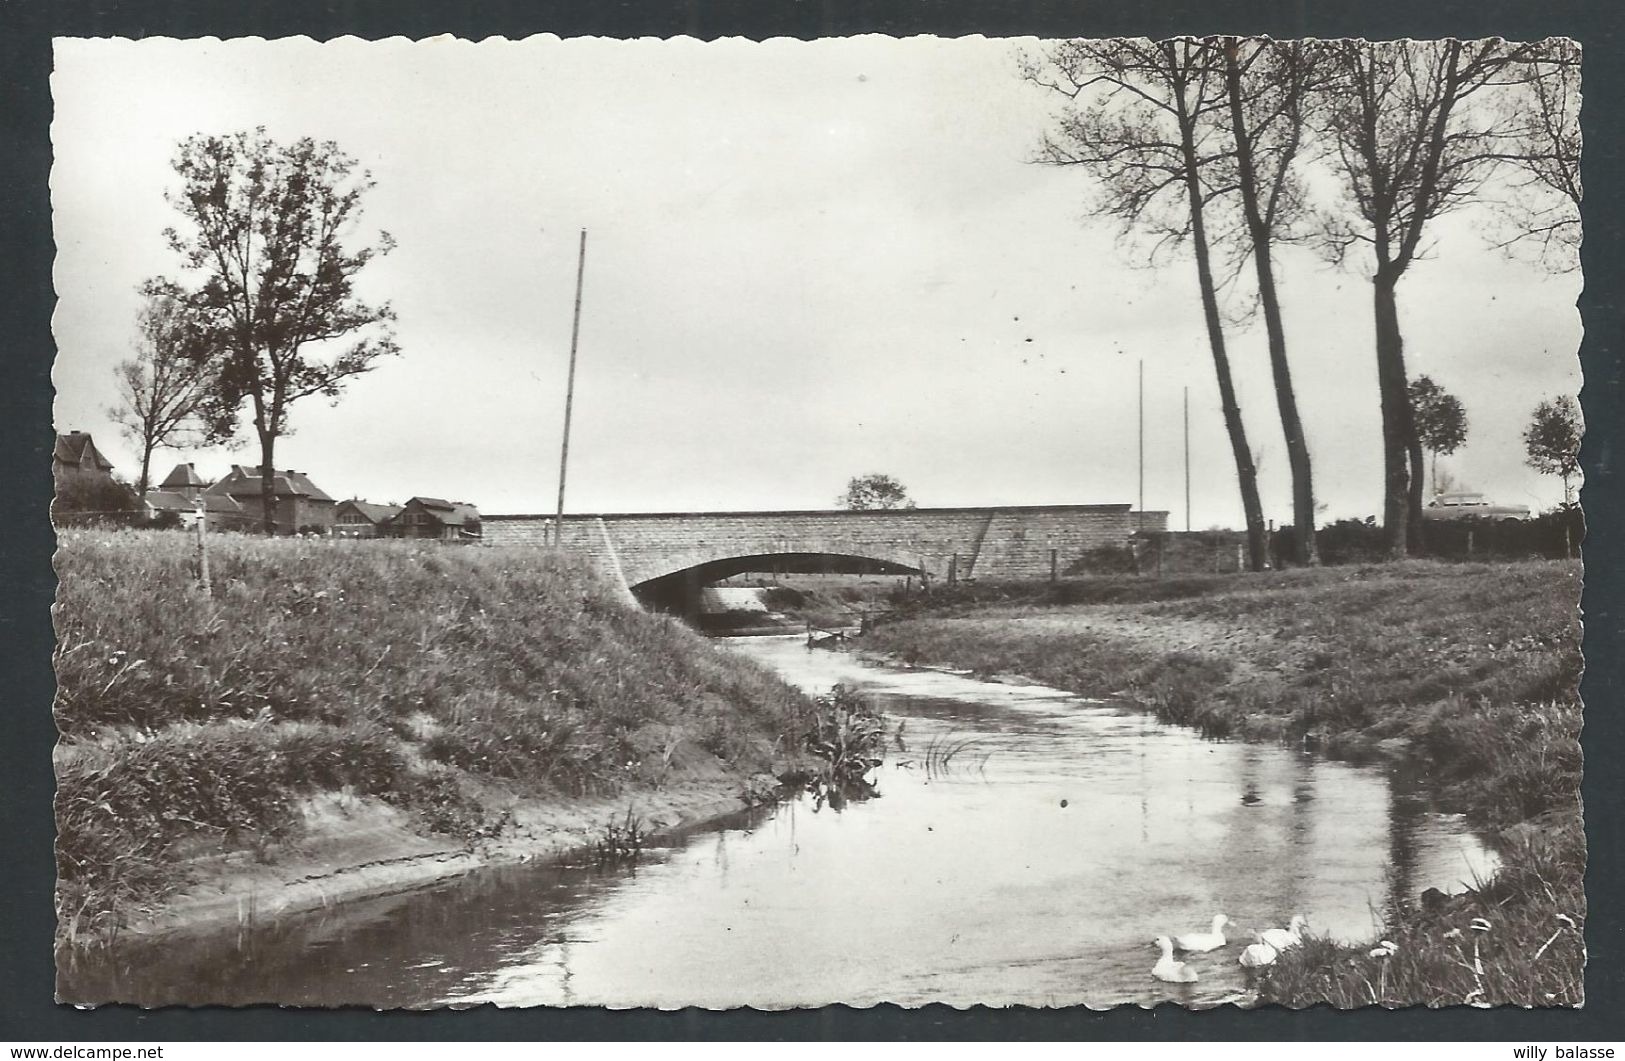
xmin=484 ymin=504 xmax=1167 ymax=609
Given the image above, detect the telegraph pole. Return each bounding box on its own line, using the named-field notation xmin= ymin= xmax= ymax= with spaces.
xmin=1183 ymin=386 xmax=1191 ymax=532
xmin=1137 ymin=359 xmax=1144 ymax=534
xmin=553 ymin=228 xmax=588 ymax=547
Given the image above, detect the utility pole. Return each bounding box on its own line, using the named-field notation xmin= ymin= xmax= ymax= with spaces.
xmin=553 ymin=228 xmax=588 ymax=547
xmin=1183 ymin=386 xmax=1191 ymax=533
xmin=1137 ymin=359 xmax=1144 ymax=534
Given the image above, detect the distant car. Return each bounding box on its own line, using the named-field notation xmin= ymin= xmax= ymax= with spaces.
xmin=1421 ymin=492 xmax=1531 ymax=522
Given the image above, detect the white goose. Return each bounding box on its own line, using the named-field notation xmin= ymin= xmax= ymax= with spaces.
xmin=1260 ymin=914 xmax=1307 ymax=951
xmin=1239 ymin=934 xmax=1279 ymax=969
xmin=1152 ymin=936 xmax=1200 ymax=983
xmin=1174 ymin=914 xmax=1231 ymax=953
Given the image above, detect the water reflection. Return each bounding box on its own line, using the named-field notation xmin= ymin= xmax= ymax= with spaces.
xmin=59 ymin=636 xmax=1498 ymax=1009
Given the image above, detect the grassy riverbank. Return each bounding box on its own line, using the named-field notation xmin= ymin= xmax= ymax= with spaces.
xmin=53 ymin=531 xmax=819 ymax=950
xmin=863 ymin=561 xmax=1584 ymax=1006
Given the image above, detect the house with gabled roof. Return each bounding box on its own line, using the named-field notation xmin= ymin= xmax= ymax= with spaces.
xmin=204 ymin=465 xmax=338 ymax=535
xmin=52 ymin=430 xmax=138 ymax=522
xmin=333 ymin=499 xmax=403 ymax=538
xmin=143 ymin=488 xmax=254 ymax=532
xmin=382 ymin=497 xmax=481 ymax=542
xmin=157 ymin=462 xmax=209 ymax=499
xmin=53 ymin=431 xmax=116 ymax=487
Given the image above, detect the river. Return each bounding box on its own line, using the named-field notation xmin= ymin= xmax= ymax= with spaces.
xmin=59 ymin=634 xmax=1496 ymax=1008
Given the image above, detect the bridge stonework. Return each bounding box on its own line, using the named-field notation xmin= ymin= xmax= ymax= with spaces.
xmin=483 ymin=505 xmax=1168 ymax=593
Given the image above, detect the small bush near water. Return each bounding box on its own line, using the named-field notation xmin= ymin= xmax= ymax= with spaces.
xmin=788 ymin=684 xmax=889 ymax=809
xmin=53 ymin=531 xmax=816 ymax=945
xmin=863 ymin=560 xmax=1584 ymax=1006
xmin=802 ymin=685 xmax=886 ymax=785
xmin=592 ymin=807 xmax=646 ymax=867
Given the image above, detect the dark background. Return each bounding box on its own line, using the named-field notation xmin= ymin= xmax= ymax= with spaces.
xmin=2 ymin=0 xmax=1620 ymax=1041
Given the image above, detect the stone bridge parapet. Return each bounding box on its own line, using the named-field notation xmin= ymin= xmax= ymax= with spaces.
xmin=483 ymin=504 xmax=1167 ymax=593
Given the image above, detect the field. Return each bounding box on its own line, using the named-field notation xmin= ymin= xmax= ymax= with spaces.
xmin=863 ymin=561 xmax=1585 ymax=1006
xmin=53 ymin=530 xmax=819 ymax=948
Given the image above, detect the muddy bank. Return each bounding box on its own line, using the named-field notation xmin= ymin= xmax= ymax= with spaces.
xmin=94 ymin=771 xmax=784 ymax=949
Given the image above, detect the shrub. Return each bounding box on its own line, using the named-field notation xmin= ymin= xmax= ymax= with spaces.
xmin=801 ymin=684 xmax=887 ymax=787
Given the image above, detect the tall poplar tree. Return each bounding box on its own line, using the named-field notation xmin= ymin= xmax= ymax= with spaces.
xmin=1219 ymin=37 xmax=1325 ymax=564
xmin=1022 ymin=38 xmax=1269 ymax=570
xmin=1317 ymin=39 xmax=1548 ymax=556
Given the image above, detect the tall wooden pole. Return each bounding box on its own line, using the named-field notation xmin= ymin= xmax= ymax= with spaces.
xmin=554 ymin=229 xmax=588 ymax=547
xmin=1184 ymin=386 xmax=1191 ymax=533
xmin=1137 ymin=359 xmax=1144 ymax=534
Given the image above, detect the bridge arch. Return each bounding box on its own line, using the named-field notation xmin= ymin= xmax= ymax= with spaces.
xmin=630 ymin=550 xmax=923 ymax=616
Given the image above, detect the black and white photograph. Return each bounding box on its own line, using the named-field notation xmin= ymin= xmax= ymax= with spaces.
xmin=46 ymin=32 xmax=1585 ymax=1010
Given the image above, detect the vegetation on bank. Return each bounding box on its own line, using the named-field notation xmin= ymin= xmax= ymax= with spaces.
xmin=53 ymin=531 xmax=823 ymax=946
xmin=862 ymin=561 xmax=1584 ymax=1006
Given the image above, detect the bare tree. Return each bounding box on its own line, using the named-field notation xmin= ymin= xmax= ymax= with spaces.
xmin=1219 ymin=37 xmax=1326 ymax=565
xmin=1021 ymin=38 xmax=1269 ymax=571
xmin=155 ymin=129 xmax=398 ymax=534
xmin=1317 ymin=39 xmax=1548 ymax=557
xmin=107 ymin=282 xmax=213 ymax=499
xmin=1496 ymin=39 xmax=1581 ymax=271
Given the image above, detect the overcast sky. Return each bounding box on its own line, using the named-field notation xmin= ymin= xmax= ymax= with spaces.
xmin=50 ymin=35 xmax=1582 ymax=524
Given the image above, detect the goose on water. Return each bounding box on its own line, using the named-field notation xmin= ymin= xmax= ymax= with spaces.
xmin=1152 ymin=936 xmax=1200 ymax=983
xmin=1175 ymin=914 xmax=1231 ymax=953
xmin=1239 ymin=935 xmax=1278 ymax=969
xmin=1260 ymin=914 xmax=1307 ymax=951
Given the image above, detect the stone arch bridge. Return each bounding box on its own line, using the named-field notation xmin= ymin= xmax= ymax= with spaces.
xmin=484 ymin=504 xmax=1167 ymax=610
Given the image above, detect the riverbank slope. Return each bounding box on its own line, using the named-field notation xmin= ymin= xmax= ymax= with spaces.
xmin=861 ymin=561 xmax=1584 ymax=1006
xmin=54 ymin=531 xmax=817 ymax=953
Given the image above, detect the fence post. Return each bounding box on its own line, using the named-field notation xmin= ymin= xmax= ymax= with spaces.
xmin=194 ymin=507 xmax=211 ymax=594
xmin=1565 ymin=524 xmax=1573 ymax=560
xmin=949 ymin=553 xmax=959 ymax=586
xmin=1467 ymin=530 xmax=1475 ymax=558
xmin=1235 ymin=542 xmax=1244 ymax=573
xmin=1050 ymin=548 xmax=1058 ymax=583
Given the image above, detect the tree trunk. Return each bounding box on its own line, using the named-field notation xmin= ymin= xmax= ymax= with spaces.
xmin=137 ymin=442 xmax=154 ymax=502
xmin=1224 ymin=46 xmax=1318 ymax=566
xmin=258 ymin=430 xmax=278 ymax=535
xmin=1176 ymin=100 xmax=1268 ymax=571
xmin=1407 ymin=433 xmax=1427 ymax=555
xmin=1372 ymin=272 xmax=1414 ymax=559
